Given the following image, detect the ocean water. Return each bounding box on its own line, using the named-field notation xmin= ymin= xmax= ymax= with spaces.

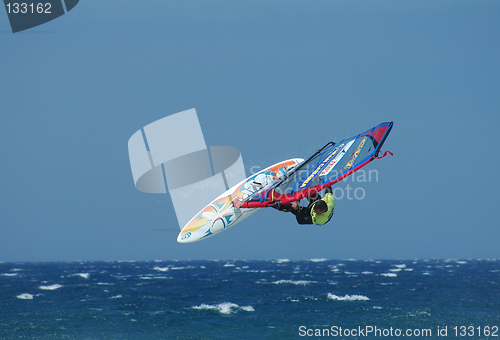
xmin=1 ymin=260 xmax=499 ymax=339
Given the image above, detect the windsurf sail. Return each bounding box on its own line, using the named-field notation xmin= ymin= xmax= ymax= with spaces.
xmin=237 ymin=122 xmax=393 ymax=208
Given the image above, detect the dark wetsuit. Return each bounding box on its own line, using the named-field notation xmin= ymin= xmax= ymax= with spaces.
xmin=274 ymin=187 xmax=333 ymax=225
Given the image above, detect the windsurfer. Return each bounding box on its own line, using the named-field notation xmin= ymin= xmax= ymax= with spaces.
xmin=274 ymin=187 xmax=335 ymax=225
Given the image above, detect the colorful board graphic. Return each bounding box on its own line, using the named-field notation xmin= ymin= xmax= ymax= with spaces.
xmin=177 ymin=159 xmax=303 ymax=243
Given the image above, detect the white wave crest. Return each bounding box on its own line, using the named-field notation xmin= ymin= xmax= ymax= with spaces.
xmin=2 ymin=273 xmax=18 ymax=277
xmin=72 ymin=273 xmax=90 ymax=279
xmin=140 ymin=276 xmax=170 ymax=280
xmin=328 ymin=293 xmax=369 ymax=301
xmin=39 ymin=284 xmax=63 ymax=290
xmin=153 ymin=266 xmax=169 ymax=272
xmin=110 ymin=295 xmax=122 ymax=299
xmin=380 ymin=273 xmax=397 ymax=277
xmin=191 ymin=302 xmax=254 ymax=314
xmin=17 ymin=293 xmax=34 ymax=300
xmin=276 ymin=259 xmax=290 ymax=263
xmin=310 ymin=258 xmax=328 ymax=262
xmin=272 ymin=280 xmax=316 ymax=285
xmin=170 ymin=266 xmax=195 ymax=270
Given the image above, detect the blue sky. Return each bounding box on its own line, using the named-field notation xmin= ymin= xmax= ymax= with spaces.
xmin=1 ymin=0 xmax=499 ymax=261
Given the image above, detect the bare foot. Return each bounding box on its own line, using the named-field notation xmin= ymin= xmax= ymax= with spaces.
xmin=292 ymin=202 xmax=299 ymax=210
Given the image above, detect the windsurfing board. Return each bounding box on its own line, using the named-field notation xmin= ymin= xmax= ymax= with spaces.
xmin=177 ymin=158 xmax=303 ymax=243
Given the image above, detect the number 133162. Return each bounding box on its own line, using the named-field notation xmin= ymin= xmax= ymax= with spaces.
xmin=6 ymin=3 xmax=52 ymax=14
xmin=452 ymin=326 xmax=498 ymax=337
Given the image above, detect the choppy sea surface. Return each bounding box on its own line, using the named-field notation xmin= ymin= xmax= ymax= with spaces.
xmin=1 ymin=260 xmax=499 ymax=339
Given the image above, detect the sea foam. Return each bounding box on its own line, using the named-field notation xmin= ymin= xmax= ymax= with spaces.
xmin=72 ymin=273 xmax=90 ymax=279
xmin=272 ymin=279 xmax=316 ymax=285
xmin=39 ymin=284 xmax=63 ymax=290
xmin=153 ymin=266 xmax=169 ymax=272
xmin=276 ymin=259 xmax=290 ymax=263
xmin=191 ymin=302 xmax=254 ymax=314
xmin=380 ymin=273 xmax=397 ymax=277
xmin=327 ymin=293 xmax=369 ymax=301
xmin=17 ymin=293 xmax=34 ymax=300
